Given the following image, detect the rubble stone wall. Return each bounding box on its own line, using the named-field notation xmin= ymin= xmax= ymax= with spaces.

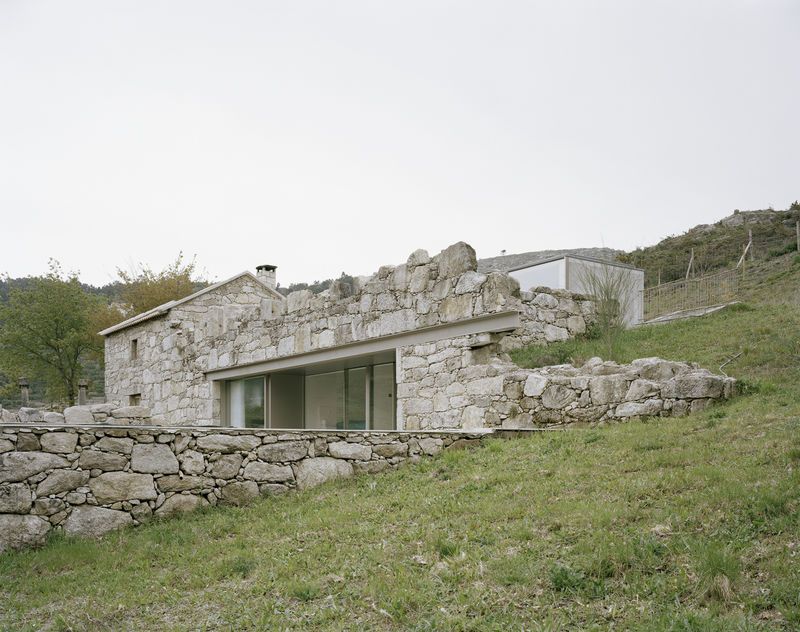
xmin=1 ymin=404 xmax=155 ymax=426
xmin=491 ymin=357 xmax=736 ymax=428
xmin=103 ymin=243 xmax=595 ymax=426
xmin=0 ymin=425 xmax=487 ymax=553
xmin=397 ymin=349 xmax=736 ymax=430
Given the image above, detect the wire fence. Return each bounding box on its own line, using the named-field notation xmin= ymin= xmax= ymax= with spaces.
xmin=642 ymin=268 xmax=740 ymax=321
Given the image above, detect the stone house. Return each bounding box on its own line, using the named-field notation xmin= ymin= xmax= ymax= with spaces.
xmin=101 ymin=243 xmax=596 ymax=430
xmin=100 ymin=242 xmax=733 ymax=431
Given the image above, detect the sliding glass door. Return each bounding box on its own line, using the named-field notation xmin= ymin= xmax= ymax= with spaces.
xmin=346 ymin=367 xmax=367 ymax=430
xmin=270 ymin=373 xmax=304 ymax=429
xmin=226 ymin=362 xmax=395 ymax=430
xmin=303 ymin=367 xmax=369 ymax=430
xmin=371 ymin=363 xmax=395 ymax=430
xmin=304 ymin=370 xmax=344 ymax=430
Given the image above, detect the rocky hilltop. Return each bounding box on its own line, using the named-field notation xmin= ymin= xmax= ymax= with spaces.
xmin=620 ymin=204 xmax=799 ymax=286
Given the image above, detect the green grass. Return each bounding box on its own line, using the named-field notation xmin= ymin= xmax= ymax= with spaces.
xmin=511 ymin=300 xmax=799 ymax=384
xmin=2 ymin=272 xmax=799 ymax=630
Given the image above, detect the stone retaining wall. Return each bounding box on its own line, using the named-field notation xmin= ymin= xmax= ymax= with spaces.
xmin=493 ymin=357 xmax=737 ymax=427
xmin=0 ymin=425 xmax=487 ymax=553
xmin=397 ymin=351 xmax=736 ymax=430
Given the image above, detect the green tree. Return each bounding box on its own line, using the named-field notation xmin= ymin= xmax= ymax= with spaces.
xmin=116 ymin=252 xmax=206 ymax=316
xmin=0 ymin=261 xmax=107 ymax=405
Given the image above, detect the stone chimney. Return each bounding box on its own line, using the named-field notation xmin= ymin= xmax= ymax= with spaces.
xmin=256 ymin=264 xmax=277 ymax=291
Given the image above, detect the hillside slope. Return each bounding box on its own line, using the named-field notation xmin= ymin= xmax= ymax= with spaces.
xmin=2 ymin=262 xmax=798 ymax=630
xmin=620 ymin=205 xmax=800 ymax=287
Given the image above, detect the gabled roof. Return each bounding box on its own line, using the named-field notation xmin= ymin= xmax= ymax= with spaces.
xmin=99 ymin=271 xmax=284 ymax=337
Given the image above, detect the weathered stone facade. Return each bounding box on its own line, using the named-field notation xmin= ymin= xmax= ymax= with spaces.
xmin=102 ymin=242 xmax=596 ymax=428
xmin=0 ymin=425 xmax=487 ymax=553
xmin=104 ymin=273 xmax=282 ymax=424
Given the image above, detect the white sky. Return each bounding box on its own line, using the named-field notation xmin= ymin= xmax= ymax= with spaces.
xmin=1 ymin=1 xmax=798 ymax=287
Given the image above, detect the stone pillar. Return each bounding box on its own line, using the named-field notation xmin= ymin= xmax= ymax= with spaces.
xmin=18 ymin=378 xmax=29 ymax=406
xmin=78 ymin=380 xmax=89 ymax=405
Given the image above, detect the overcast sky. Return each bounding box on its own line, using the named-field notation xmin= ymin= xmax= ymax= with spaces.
xmin=1 ymin=1 xmax=797 ymax=287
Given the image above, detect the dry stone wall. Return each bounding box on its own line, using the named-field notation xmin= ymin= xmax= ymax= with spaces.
xmin=0 ymin=404 xmax=154 ymax=425
xmin=494 ymin=357 xmax=736 ymax=427
xmin=0 ymin=425 xmax=486 ymax=553
xmin=397 ymin=348 xmax=737 ymax=430
xmin=103 ymin=242 xmax=596 ymax=426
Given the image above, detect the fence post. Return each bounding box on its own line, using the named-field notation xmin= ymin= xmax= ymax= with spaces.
xmin=18 ymin=378 xmax=30 ymax=407
xmin=78 ymin=380 xmax=89 ymax=406
xmin=796 ymin=221 xmax=799 ymax=252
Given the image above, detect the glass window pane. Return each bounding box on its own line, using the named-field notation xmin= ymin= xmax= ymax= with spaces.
xmin=371 ymin=363 xmax=395 ymax=430
xmin=270 ymin=373 xmax=304 ymax=429
xmin=244 ymin=377 xmax=265 ymax=428
xmin=305 ymin=371 xmax=344 ymax=430
xmin=229 ymin=380 xmax=245 ymax=428
xmin=346 ymin=367 xmax=367 ymax=430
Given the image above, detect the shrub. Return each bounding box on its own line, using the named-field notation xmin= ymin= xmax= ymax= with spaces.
xmin=577 ymin=264 xmax=638 ymax=360
xmin=768 ymin=242 xmax=798 ymax=258
xmin=735 ymin=378 xmax=765 ymax=395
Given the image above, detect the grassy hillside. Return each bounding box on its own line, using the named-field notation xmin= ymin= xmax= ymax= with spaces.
xmin=619 ymin=204 xmax=799 ymax=287
xmin=2 ymin=264 xmax=799 ymax=631
xmin=511 ymin=251 xmax=800 ymax=374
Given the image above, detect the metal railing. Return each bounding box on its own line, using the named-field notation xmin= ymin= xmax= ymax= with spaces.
xmin=642 ymin=268 xmax=739 ymax=321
